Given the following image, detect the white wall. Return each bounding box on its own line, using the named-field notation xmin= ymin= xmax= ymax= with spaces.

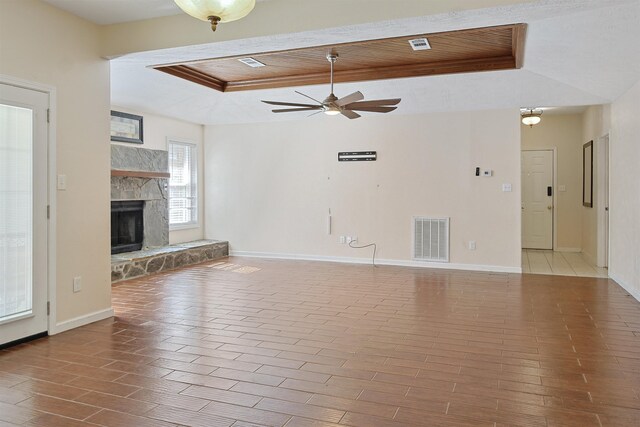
xmin=609 ymin=80 xmax=640 ymax=299
xmin=205 ymin=109 xmax=521 ymax=272
xmin=521 ymin=114 xmax=584 ymax=251
xmin=111 ymin=107 xmax=205 ymax=244
xmin=0 ymin=0 xmax=112 ymax=326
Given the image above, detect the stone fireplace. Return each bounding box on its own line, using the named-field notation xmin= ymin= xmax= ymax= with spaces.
xmin=110 ymin=145 xmax=169 ymax=253
xmin=110 ymin=145 xmax=229 ymax=282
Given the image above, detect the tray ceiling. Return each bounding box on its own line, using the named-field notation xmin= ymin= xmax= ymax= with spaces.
xmin=154 ymin=23 xmax=526 ymax=93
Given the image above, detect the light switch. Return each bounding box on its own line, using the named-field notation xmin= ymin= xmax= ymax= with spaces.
xmin=502 ymin=183 xmax=512 ymax=192
xmin=73 ymin=276 xmax=81 ymax=293
xmin=57 ymin=174 xmax=67 ymax=190
xmin=559 ymin=185 xmax=566 ymax=192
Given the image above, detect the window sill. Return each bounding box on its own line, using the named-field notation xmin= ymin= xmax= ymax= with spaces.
xmin=170 ymin=223 xmax=200 ymax=232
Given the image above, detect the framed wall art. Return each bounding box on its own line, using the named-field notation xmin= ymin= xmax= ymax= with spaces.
xmin=583 ymin=140 xmax=593 ymax=207
xmin=110 ymin=110 xmax=143 ymax=144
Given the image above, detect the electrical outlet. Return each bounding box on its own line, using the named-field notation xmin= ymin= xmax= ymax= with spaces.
xmin=73 ymin=276 xmax=82 ymax=293
xmin=346 ymin=236 xmax=353 ymax=243
xmin=351 ymin=236 xmax=358 ymax=244
xmin=469 ymin=241 xmax=476 ymax=250
xmin=339 ymin=236 xmax=346 ymax=244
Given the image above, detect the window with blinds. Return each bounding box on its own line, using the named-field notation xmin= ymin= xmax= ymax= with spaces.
xmin=168 ymin=141 xmax=197 ymax=227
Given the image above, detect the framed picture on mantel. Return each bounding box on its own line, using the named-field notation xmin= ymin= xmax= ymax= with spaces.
xmin=110 ymin=110 xmax=143 ymax=144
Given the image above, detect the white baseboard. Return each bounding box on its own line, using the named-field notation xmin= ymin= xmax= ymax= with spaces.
xmin=50 ymin=307 xmax=114 ymax=335
xmin=609 ymin=273 xmax=640 ymax=303
xmin=555 ymin=247 xmax=582 ymax=253
xmin=230 ymin=251 xmax=521 ymax=274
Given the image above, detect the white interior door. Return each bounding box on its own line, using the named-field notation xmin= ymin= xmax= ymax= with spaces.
xmin=0 ymin=83 xmax=49 ymax=346
xmin=522 ymin=150 xmax=553 ymax=249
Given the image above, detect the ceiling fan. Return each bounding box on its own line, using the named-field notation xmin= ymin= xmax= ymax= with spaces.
xmin=261 ymin=53 xmax=401 ymax=119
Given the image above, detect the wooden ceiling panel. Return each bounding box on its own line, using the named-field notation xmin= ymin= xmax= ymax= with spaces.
xmin=155 ymin=24 xmax=526 ymax=92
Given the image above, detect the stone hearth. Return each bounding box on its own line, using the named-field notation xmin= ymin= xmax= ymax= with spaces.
xmin=111 ymin=240 xmax=228 ymax=282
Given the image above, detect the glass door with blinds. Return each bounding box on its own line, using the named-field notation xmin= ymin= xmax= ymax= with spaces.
xmin=168 ymin=140 xmax=197 ymax=228
xmin=0 ymin=83 xmax=49 ymax=346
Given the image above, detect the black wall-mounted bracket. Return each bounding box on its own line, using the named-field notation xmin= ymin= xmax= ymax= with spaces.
xmin=338 ymin=151 xmax=377 ymax=162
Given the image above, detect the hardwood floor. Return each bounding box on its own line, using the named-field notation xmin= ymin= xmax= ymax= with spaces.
xmin=1 ymin=257 xmax=639 ymax=426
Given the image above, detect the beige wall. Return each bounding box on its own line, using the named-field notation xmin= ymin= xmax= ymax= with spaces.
xmin=521 ymin=114 xmax=584 ymax=251
xmin=0 ymin=0 xmax=112 ymax=326
xmin=581 ymin=105 xmax=611 ymax=264
xmin=609 ymin=79 xmax=640 ymax=298
xmin=204 ymin=109 xmax=521 ymax=271
xmin=111 ymin=107 xmax=205 ymax=244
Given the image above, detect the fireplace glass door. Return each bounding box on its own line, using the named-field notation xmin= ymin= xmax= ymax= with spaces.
xmin=111 ymin=201 xmax=143 ymax=254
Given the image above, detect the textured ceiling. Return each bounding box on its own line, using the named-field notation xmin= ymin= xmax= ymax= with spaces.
xmin=42 ymin=0 xmax=270 ymax=25
xmin=42 ymin=0 xmax=182 ymax=25
xmin=109 ymin=0 xmax=640 ymax=125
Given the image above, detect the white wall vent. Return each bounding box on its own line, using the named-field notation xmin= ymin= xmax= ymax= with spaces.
xmin=409 ymin=38 xmax=431 ymax=51
xmin=413 ymin=217 xmax=449 ymax=262
xmin=238 ymin=57 xmax=266 ymax=68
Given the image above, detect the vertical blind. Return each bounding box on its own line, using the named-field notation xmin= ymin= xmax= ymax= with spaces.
xmin=168 ymin=141 xmax=197 ymax=226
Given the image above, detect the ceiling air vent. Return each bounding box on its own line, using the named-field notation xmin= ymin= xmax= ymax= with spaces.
xmin=413 ymin=217 xmax=449 ymax=262
xmin=409 ymin=38 xmax=431 ymax=51
xmin=238 ymin=57 xmax=266 ymax=68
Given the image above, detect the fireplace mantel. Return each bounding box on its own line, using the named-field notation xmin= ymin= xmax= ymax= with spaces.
xmin=111 ymin=169 xmax=170 ymax=179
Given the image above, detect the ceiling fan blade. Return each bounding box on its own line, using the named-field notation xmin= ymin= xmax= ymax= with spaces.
xmin=272 ymin=107 xmax=323 ymax=113
xmin=346 ymin=106 xmax=397 ymax=113
xmin=295 ymin=91 xmax=323 ymax=105
xmin=335 ymin=91 xmax=364 ymax=107
xmin=262 ymin=100 xmax=320 ymax=108
xmin=345 ymin=98 xmax=402 ymax=108
xmin=341 ymin=109 xmax=361 ymax=120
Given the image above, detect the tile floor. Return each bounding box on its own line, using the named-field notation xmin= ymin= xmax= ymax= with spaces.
xmin=1 ymin=257 xmax=639 ymax=426
xmin=522 ymin=249 xmax=609 ymax=278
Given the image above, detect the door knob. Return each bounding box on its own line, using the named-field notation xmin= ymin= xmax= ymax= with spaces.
xmin=547 ymin=206 xmax=552 ymax=210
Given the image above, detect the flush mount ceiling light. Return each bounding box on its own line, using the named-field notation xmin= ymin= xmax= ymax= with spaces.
xmin=521 ymin=108 xmax=543 ymax=127
xmin=174 ymin=0 xmax=255 ymax=32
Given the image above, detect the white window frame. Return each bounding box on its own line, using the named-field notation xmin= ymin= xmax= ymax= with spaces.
xmin=167 ymin=138 xmax=198 ymax=230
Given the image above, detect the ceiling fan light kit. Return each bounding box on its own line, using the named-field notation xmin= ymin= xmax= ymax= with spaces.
xmin=521 ymin=108 xmax=543 ymax=127
xmin=174 ymin=0 xmax=255 ymax=31
xmin=262 ymin=53 xmax=402 ymax=120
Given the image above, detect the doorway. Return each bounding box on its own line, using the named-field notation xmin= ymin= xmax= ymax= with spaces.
xmin=521 ymin=150 xmax=554 ymax=249
xmin=0 ymin=83 xmax=49 ymax=346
